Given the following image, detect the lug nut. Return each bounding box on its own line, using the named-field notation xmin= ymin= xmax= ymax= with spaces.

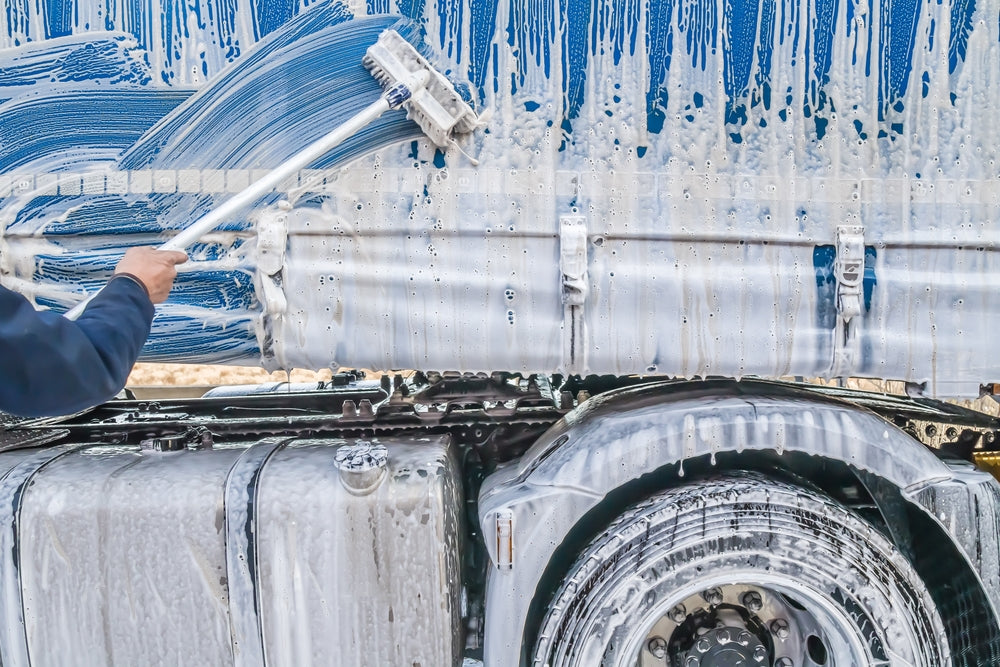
xmin=702 ymin=587 xmax=723 ymax=605
xmin=770 ymin=618 xmax=790 ymax=639
xmin=685 ymin=657 xmax=701 ymax=667
xmin=668 ymin=603 xmax=687 ymax=623
xmin=753 ymin=645 xmax=768 ymax=662
xmin=647 ymin=636 xmax=667 ymax=659
xmin=775 ymin=658 xmax=794 ymax=667
xmin=737 ymin=630 xmax=753 ymax=646
xmin=696 ymin=638 xmax=711 ymax=653
xmin=741 ymin=590 xmax=763 ymax=613
xmin=715 ymin=628 xmax=731 ymax=643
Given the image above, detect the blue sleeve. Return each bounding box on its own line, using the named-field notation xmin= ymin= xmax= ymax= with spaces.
xmin=0 ymin=277 xmax=154 ymax=417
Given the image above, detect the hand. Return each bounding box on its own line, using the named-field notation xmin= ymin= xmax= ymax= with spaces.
xmin=114 ymin=247 xmax=189 ymax=304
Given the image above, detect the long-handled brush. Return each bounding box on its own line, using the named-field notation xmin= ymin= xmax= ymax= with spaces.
xmin=64 ymin=29 xmax=480 ymax=320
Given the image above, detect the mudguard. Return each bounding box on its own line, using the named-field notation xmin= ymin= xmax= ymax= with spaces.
xmin=478 ymin=380 xmax=1000 ymax=664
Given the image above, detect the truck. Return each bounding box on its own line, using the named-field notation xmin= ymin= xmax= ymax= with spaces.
xmin=1 ymin=0 xmax=999 ymax=665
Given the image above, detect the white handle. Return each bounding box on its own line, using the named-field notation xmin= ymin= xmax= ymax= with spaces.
xmin=160 ymin=96 xmax=391 ymax=252
xmin=64 ymin=95 xmax=393 ymax=320
xmin=64 ymin=293 xmax=95 ymax=320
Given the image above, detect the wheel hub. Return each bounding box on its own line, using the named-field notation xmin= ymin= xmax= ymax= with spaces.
xmin=639 ymin=584 xmax=838 ymax=666
xmin=681 ymin=624 xmax=767 ymax=666
xmin=667 ymin=603 xmax=770 ymax=667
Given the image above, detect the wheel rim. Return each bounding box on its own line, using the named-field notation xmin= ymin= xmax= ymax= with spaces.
xmin=636 ymin=575 xmax=874 ymax=667
xmin=533 ymin=475 xmax=949 ymax=667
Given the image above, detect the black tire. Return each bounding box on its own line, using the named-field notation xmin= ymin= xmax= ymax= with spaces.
xmin=532 ymin=474 xmax=950 ymax=667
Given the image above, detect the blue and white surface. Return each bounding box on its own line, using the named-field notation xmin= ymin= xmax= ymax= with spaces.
xmin=1 ymin=0 xmax=998 ymax=396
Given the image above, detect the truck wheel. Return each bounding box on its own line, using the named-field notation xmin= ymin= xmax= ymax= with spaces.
xmin=532 ymin=474 xmax=949 ymax=666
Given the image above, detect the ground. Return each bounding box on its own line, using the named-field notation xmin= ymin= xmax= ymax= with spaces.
xmin=126 ymin=363 xmax=333 ymax=397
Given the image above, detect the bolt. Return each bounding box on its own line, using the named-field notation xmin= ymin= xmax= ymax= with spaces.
xmin=946 ymin=427 xmax=959 ymax=439
xmin=775 ymin=658 xmax=794 ymax=667
xmin=741 ymin=590 xmax=763 ymax=613
xmin=669 ymin=603 xmax=687 ymax=623
xmin=770 ymin=618 xmax=790 ymax=639
xmin=696 ymin=638 xmax=712 ymax=653
xmin=753 ymin=645 xmax=768 ymax=662
xmin=702 ymin=587 xmax=723 ymax=605
xmin=925 ymin=424 xmax=937 ymax=437
xmin=737 ymin=630 xmax=753 ymax=646
xmin=715 ymin=628 xmax=732 ymax=643
xmin=647 ymin=636 xmax=668 ymax=659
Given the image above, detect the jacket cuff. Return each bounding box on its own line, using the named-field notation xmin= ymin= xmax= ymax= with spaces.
xmin=110 ymin=272 xmax=151 ymax=300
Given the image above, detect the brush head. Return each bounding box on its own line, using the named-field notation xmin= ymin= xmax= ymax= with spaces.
xmin=363 ymin=29 xmax=481 ymax=148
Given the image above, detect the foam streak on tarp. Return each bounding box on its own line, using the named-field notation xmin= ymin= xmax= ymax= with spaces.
xmin=0 ymin=4 xmax=425 ymax=364
xmin=276 ymin=0 xmax=997 ymax=397
xmin=2 ymin=1 xmax=259 ymax=85
xmin=0 ymin=32 xmax=152 ymax=96
xmin=0 ymin=90 xmax=191 ymax=171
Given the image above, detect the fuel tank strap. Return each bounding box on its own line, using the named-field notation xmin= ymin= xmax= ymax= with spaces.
xmin=223 ymin=437 xmax=296 ymax=667
xmin=0 ymin=444 xmax=84 ymax=667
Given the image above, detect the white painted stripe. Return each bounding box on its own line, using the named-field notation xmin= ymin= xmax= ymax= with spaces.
xmin=1 ymin=169 xmax=1000 ymax=209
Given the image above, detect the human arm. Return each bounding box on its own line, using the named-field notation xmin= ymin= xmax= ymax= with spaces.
xmin=0 ymin=248 xmax=187 ymax=417
xmin=0 ymin=277 xmax=152 ymax=417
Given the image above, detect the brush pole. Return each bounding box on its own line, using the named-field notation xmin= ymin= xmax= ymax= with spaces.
xmin=160 ymin=96 xmax=392 ymax=252
xmin=65 ymin=96 xmax=393 ymax=320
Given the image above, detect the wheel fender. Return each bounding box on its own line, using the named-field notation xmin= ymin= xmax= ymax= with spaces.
xmin=478 ymin=380 xmax=1000 ymax=666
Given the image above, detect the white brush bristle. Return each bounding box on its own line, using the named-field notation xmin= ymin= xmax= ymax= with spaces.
xmin=364 ymin=30 xmax=481 ymax=147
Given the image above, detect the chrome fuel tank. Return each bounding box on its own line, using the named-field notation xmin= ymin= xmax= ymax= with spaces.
xmin=0 ymin=435 xmax=463 ymax=667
